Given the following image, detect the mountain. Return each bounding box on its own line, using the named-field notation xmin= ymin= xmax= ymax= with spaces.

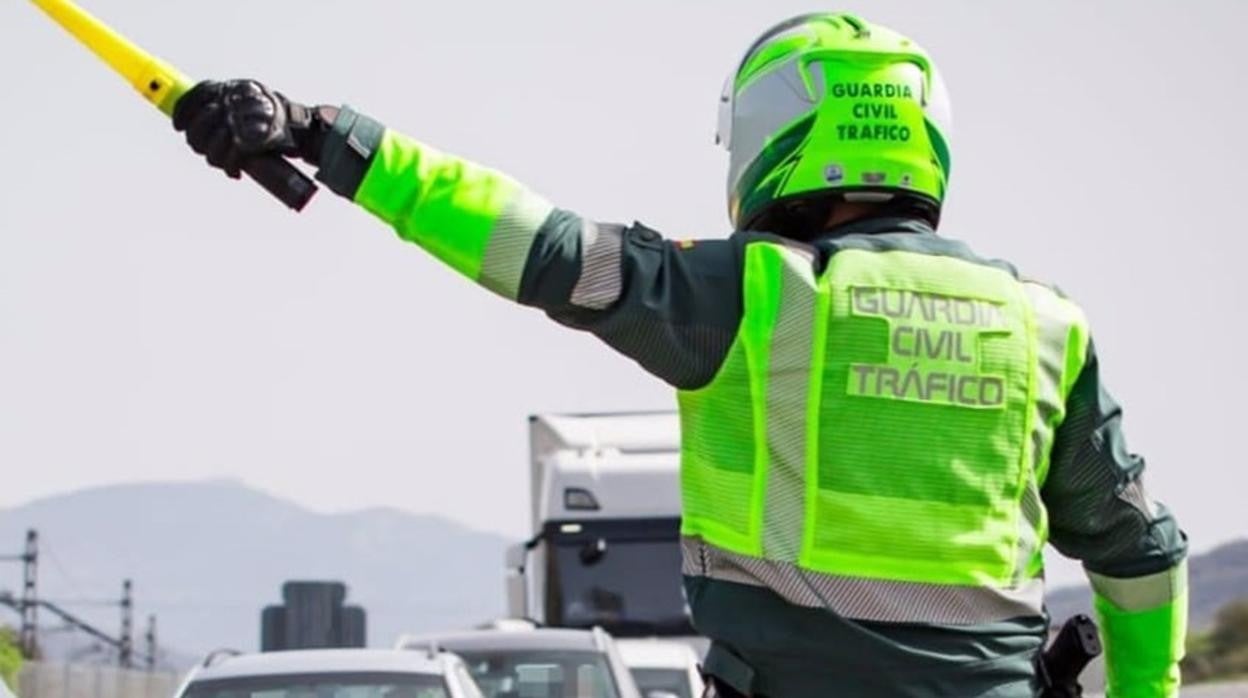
xmin=1047 ymin=539 xmax=1248 ymax=630
xmin=0 ymin=480 xmax=509 ymax=665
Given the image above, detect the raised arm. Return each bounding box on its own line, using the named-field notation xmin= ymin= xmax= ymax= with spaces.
xmin=173 ymin=82 xmax=744 ymax=389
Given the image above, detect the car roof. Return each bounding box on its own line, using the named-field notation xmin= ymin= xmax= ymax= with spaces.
xmin=191 ymin=649 xmax=453 ymax=681
xmin=614 ymin=639 xmax=698 ymax=670
xmin=398 ymin=628 xmax=605 ymax=654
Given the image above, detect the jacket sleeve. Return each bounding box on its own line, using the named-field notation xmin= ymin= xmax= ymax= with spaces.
xmin=1043 ymin=341 xmax=1188 ymax=698
xmin=315 ymin=107 xmax=743 ymax=389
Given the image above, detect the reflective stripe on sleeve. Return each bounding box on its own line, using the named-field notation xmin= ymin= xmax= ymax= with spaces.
xmin=479 ymin=191 xmax=555 ymax=300
xmin=1088 ymin=559 xmax=1188 ymax=612
xmin=569 ymin=221 xmax=624 ymax=309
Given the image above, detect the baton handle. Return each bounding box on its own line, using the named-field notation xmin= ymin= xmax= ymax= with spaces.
xmin=243 ymin=156 xmax=317 ymax=212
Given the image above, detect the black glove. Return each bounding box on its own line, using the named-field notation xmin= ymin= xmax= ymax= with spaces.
xmin=172 ymin=79 xmax=337 ymax=179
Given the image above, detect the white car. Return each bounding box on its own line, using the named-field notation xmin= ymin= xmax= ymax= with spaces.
xmin=175 ymin=649 xmax=484 ymax=698
xmin=616 ymin=640 xmax=704 ymax=698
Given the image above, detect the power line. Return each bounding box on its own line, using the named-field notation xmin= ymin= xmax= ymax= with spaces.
xmin=42 ymin=540 xmax=90 ymax=600
xmin=39 ymin=599 xmax=122 ymax=608
xmin=1 ymin=530 xmax=160 ymax=670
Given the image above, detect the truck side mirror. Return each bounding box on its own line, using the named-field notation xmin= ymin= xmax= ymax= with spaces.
xmin=579 ymin=538 xmax=607 ymax=565
xmin=505 ymin=543 xmax=529 ymax=619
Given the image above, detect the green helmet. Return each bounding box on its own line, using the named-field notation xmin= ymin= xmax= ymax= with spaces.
xmin=717 ymin=13 xmax=953 ymax=231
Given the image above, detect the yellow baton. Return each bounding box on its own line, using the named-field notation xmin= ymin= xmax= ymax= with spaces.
xmin=29 ymin=0 xmax=318 ymax=211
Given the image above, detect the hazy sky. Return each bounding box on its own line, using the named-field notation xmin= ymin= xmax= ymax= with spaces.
xmin=1 ymin=1 xmax=1244 ymax=589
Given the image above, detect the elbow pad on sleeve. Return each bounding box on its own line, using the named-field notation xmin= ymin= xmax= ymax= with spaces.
xmin=1091 ymin=560 xmax=1188 ymax=698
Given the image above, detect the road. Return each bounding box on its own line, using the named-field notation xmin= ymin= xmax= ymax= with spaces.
xmin=1185 ymin=685 xmax=1248 ymax=697
xmin=1089 ymin=684 xmax=1248 ymax=697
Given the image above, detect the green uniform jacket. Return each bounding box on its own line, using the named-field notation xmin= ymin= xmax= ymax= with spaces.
xmin=315 ymin=108 xmax=1188 ymax=698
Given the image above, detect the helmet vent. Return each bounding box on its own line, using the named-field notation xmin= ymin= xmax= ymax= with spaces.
xmin=844 ymin=192 xmax=894 ymax=204
xmin=840 ymin=14 xmax=872 ymax=39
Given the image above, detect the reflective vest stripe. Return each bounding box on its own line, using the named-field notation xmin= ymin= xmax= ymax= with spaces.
xmin=1024 ymin=282 xmax=1091 ymax=488
xmin=758 ymin=244 xmax=821 ymax=563
xmin=682 ymin=535 xmax=1045 ymax=625
xmin=1012 ymin=283 xmax=1091 ymax=584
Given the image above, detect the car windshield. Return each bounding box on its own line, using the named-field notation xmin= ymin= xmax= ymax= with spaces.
xmin=454 ymin=650 xmax=619 ymax=698
xmin=182 ymin=672 xmax=450 ymax=698
xmin=547 ymin=534 xmax=692 ymax=636
xmin=629 ymin=669 xmax=691 ymax=698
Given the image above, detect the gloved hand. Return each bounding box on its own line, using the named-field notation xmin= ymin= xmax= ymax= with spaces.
xmin=172 ymin=79 xmax=337 ymax=179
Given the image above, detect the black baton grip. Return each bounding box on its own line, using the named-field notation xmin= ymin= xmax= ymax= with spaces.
xmin=243 ymin=155 xmax=318 ymax=211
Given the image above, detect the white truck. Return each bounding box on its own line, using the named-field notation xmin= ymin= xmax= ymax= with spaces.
xmin=505 ymin=412 xmax=694 ymax=639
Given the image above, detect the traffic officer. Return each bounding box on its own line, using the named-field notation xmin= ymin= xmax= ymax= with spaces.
xmin=172 ymin=13 xmax=1188 ymax=698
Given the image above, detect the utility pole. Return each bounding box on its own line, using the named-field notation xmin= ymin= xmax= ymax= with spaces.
xmin=3 ymin=531 xmax=145 ymax=665
xmin=20 ymin=529 xmax=38 ymax=658
xmin=119 ymin=579 xmax=133 ymax=668
xmin=144 ymin=614 xmax=157 ymax=670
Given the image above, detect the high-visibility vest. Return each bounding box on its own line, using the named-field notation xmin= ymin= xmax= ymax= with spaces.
xmin=678 ymin=239 xmax=1089 ymax=619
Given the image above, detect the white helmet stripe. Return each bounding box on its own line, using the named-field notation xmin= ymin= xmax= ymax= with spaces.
xmin=725 ymin=58 xmax=817 ymax=191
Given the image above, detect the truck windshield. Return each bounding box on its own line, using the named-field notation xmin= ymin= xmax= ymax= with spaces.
xmin=182 ymin=672 xmax=450 ymax=698
xmin=544 ymin=518 xmax=694 ymax=636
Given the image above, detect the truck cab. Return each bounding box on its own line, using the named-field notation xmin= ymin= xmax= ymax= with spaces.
xmin=505 ymin=413 xmax=693 ymax=638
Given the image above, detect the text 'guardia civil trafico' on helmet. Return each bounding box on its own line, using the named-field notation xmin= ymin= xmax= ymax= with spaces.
xmin=716 ymin=13 xmax=953 ymax=231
